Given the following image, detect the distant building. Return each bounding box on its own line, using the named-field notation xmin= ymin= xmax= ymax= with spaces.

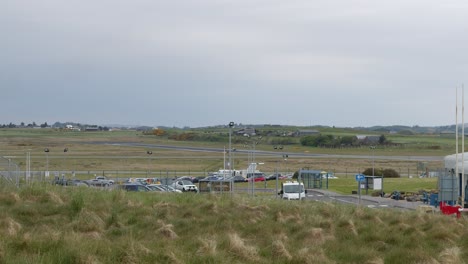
xmin=356 ymin=135 xmax=380 ymax=144
xmin=294 ymin=129 xmax=320 ymax=137
xmin=236 ymin=127 xmax=256 ymax=136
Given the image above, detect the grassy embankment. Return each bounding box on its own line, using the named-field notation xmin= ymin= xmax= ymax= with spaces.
xmin=1 ymin=183 xmax=467 ymax=263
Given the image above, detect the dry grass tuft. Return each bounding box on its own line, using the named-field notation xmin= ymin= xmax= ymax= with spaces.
xmin=167 ymin=251 xmax=182 ymax=264
xmin=156 ymin=220 xmax=178 ymax=239
xmin=0 ymin=192 xmax=21 ymax=205
xmin=296 ymin=247 xmax=332 ymax=264
xmin=304 ymin=227 xmax=334 ymax=246
xmin=228 ymin=232 xmax=258 ymax=261
xmin=438 ymin=247 xmax=463 ymax=264
xmin=46 ymin=191 xmax=64 ymax=204
xmin=373 ymin=215 xmax=385 ymax=225
xmin=365 ymin=257 xmax=384 ymax=264
xmin=201 ymin=202 xmax=218 ymax=214
xmin=84 ymin=231 xmax=103 ymax=240
xmin=276 ymin=211 xmax=303 ymax=224
xmin=238 ymin=203 xmax=270 ymax=212
xmin=275 ymin=232 xmax=289 ymax=242
xmin=75 ymin=209 xmax=105 ymax=233
xmin=354 ymin=206 xmax=368 ymax=218
xmin=127 ymin=199 xmax=143 ymax=208
xmin=197 ymin=237 xmax=217 ymax=256
xmin=238 ymin=204 xmax=269 ymax=224
xmin=271 ymin=240 xmax=292 ymax=261
xmin=39 ymin=225 xmax=62 ymax=241
xmin=348 ymin=219 xmax=358 ymax=236
xmin=153 ymin=201 xmax=177 ymax=209
xmin=2 ymin=217 xmax=22 ymax=236
xmin=417 ymin=257 xmax=439 ymax=264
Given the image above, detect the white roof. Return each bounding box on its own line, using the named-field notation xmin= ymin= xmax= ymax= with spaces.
xmin=444 ymin=152 xmax=468 ymax=173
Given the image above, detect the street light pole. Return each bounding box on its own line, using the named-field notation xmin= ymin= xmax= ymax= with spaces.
xmin=228 ymin=122 xmax=234 ymax=175
xmin=273 ymin=145 xmax=284 ymax=199
xmin=147 ymin=151 xmax=153 ymax=177
xmin=370 ymin=146 xmax=376 ymax=176
xmin=63 ymin=148 xmax=68 ymax=180
xmin=44 ymin=148 xmax=50 ymax=179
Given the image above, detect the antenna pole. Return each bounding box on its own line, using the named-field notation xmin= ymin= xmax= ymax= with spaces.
xmin=463 ymin=85 xmax=465 ymax=207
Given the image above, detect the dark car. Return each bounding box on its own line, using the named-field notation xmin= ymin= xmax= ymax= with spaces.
xmin=266 ymin=173 xmax=282 ymax=181
xmin=227 ymin=176 xmax=247 ymax=182
xmin=119 ymin=184 xmax=151 ymax=192
xmin=177 ymin=176 xmax=199 ymax=183
xmin=202 ymin=176 xmax=223 ymax=181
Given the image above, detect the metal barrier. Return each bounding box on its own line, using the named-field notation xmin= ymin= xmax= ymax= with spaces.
xmin=0 ymin=156 xmax=20 ymax=187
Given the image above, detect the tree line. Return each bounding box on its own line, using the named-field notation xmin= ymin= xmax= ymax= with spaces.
xmin=300 ymin=134 xmax=389 ymax=148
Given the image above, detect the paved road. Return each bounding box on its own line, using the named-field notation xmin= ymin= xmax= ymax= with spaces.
xmin=93 ymin=142 xmax=444 ymax=162
xmin=232 ymin=187 xmax=433 ymax=211
xmin=307 ymin=189 xmax=432 ymax=211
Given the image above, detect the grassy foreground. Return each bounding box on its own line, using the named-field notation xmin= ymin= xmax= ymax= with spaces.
xmin=1 ymin=183 xmax=467 ymax=264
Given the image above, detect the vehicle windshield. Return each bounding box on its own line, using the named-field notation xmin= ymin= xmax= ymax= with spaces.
xmin=182 ymin=180 xmax=193 ymax=185
xmin=283 ymin=185 xmax=304 ymax=193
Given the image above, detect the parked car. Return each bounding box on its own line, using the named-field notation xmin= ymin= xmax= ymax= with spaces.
xmin=246 ymin=172 xmax=266 ymax=182
xmin=226 ymin=176 xmax=247 ymax=182
xmin=321 ymin=172 xmax=338 ymax=179
xmin=202 ymin=176 xmax=223 ymax=181
xmin=177 ymin=176 xmax=199 ymax=183
xmin=52 ymin=178 xmax=89 ymax=187
xmin=86 ymin=176 xmax=114 ymax=187
xmin=159 ymin=185 xmax=182 ymax=193
xmin=266 ymin=173 xmax=281 ymax=181
xmin=172 ymin=180 xmax=199 ymax=192
xmin=119 ymin=184 xmax=151 ymax=192
xmin=246 ymin=175 xmax=266 ymax=182
xmin=159 ymin=178 xmax=175 ymax=186
xmin=147 ymin=184 xmax=167 ymax=192
xmin=96 ymin=176 xmax=114 ymax=184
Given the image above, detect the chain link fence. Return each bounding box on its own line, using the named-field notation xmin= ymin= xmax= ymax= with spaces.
xmin=0 ymin=156 xmax=20 ymax=187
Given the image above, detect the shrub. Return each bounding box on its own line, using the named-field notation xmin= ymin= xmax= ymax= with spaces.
xmin=362 ymin=168 xmax=400 ymax=178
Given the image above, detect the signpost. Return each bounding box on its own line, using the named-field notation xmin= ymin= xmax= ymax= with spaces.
xmin=355 ymin=174 xmax=365 ymax=205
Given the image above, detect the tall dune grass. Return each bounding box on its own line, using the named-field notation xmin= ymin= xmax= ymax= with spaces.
xmin=0 ymin=181 xmax=467 ymax=263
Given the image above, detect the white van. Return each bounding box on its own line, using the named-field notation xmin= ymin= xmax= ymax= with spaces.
xmin=279 ymin=181 xmax=307 ymax=200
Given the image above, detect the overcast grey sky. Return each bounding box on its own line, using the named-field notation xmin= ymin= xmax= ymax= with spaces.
xmin=1 ymin=1 xmax=467 ymax=128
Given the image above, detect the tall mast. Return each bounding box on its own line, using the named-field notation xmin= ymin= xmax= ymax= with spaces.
xmin=463 ymin=85 xmax=465 ymax=206
xmin=456 ymin=87 xmax=459 ymax=192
